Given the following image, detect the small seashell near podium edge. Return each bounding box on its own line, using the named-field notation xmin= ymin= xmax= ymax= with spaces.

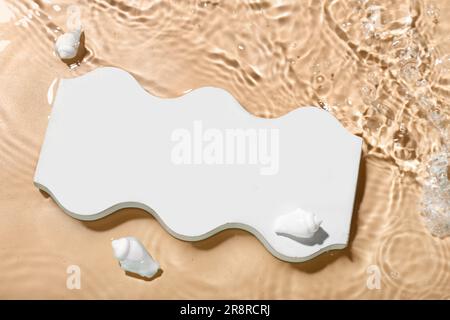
xmin=54 ymin=26 xmax=82 ymax=60
xmin=274 ymin=208 xmax=322 ymax=239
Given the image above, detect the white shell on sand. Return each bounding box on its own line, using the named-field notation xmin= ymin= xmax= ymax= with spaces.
xmin=274 ymin=208 xmax=322 ymax=239
xmin=54 ymin=26 xmax=82 ymax=59
xmin=34 ymin=67 xmax=362 ymax=262
xmin=111 ymin=236 xmax=160 ymax=278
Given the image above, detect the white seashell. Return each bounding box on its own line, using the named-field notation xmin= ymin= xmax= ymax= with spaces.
xmin=274 ymin=208 xmax=322 ymax=239
xmin=54 ymin=26 xmax=82 ymax=59
xmin=111 ymin=236 xmax=160 ymax=278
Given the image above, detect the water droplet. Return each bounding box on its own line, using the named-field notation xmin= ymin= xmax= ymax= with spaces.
xmin=238 ymin=44 xmax=245 ymax=51
xmin=311 ymin=63 xmax=320 ymax=75
xmin=426 ymin=4 xmax=438 ymax=17
xmin=426 ymin=4 xmax=440 ymax=23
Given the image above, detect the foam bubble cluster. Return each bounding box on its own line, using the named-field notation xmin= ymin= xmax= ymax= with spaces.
xmin=422 ymin=149 xmax=450 ymax=238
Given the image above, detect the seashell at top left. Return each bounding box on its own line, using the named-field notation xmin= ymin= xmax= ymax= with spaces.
xmin=34 ymin=67 xmax=362 ymax=262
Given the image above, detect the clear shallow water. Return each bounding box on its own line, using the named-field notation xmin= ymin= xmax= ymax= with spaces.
xmin=0 ymin=0 xmax=448 ymax=298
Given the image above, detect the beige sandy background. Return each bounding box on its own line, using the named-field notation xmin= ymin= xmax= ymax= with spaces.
xmin=0 ymin=0 xmax=449 ymax=298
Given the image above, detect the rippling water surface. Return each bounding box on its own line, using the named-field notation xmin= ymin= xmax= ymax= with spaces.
xmin=0 ymin=0 xmax=449 ymax=299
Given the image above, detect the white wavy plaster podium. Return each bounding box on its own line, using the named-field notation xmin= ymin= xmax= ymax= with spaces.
xmin=34 ymin=67 xmax=362 ymax=262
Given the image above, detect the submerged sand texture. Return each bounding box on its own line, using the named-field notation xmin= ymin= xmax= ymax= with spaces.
xmin=0 ymin=0 xmax=449 ymax=298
